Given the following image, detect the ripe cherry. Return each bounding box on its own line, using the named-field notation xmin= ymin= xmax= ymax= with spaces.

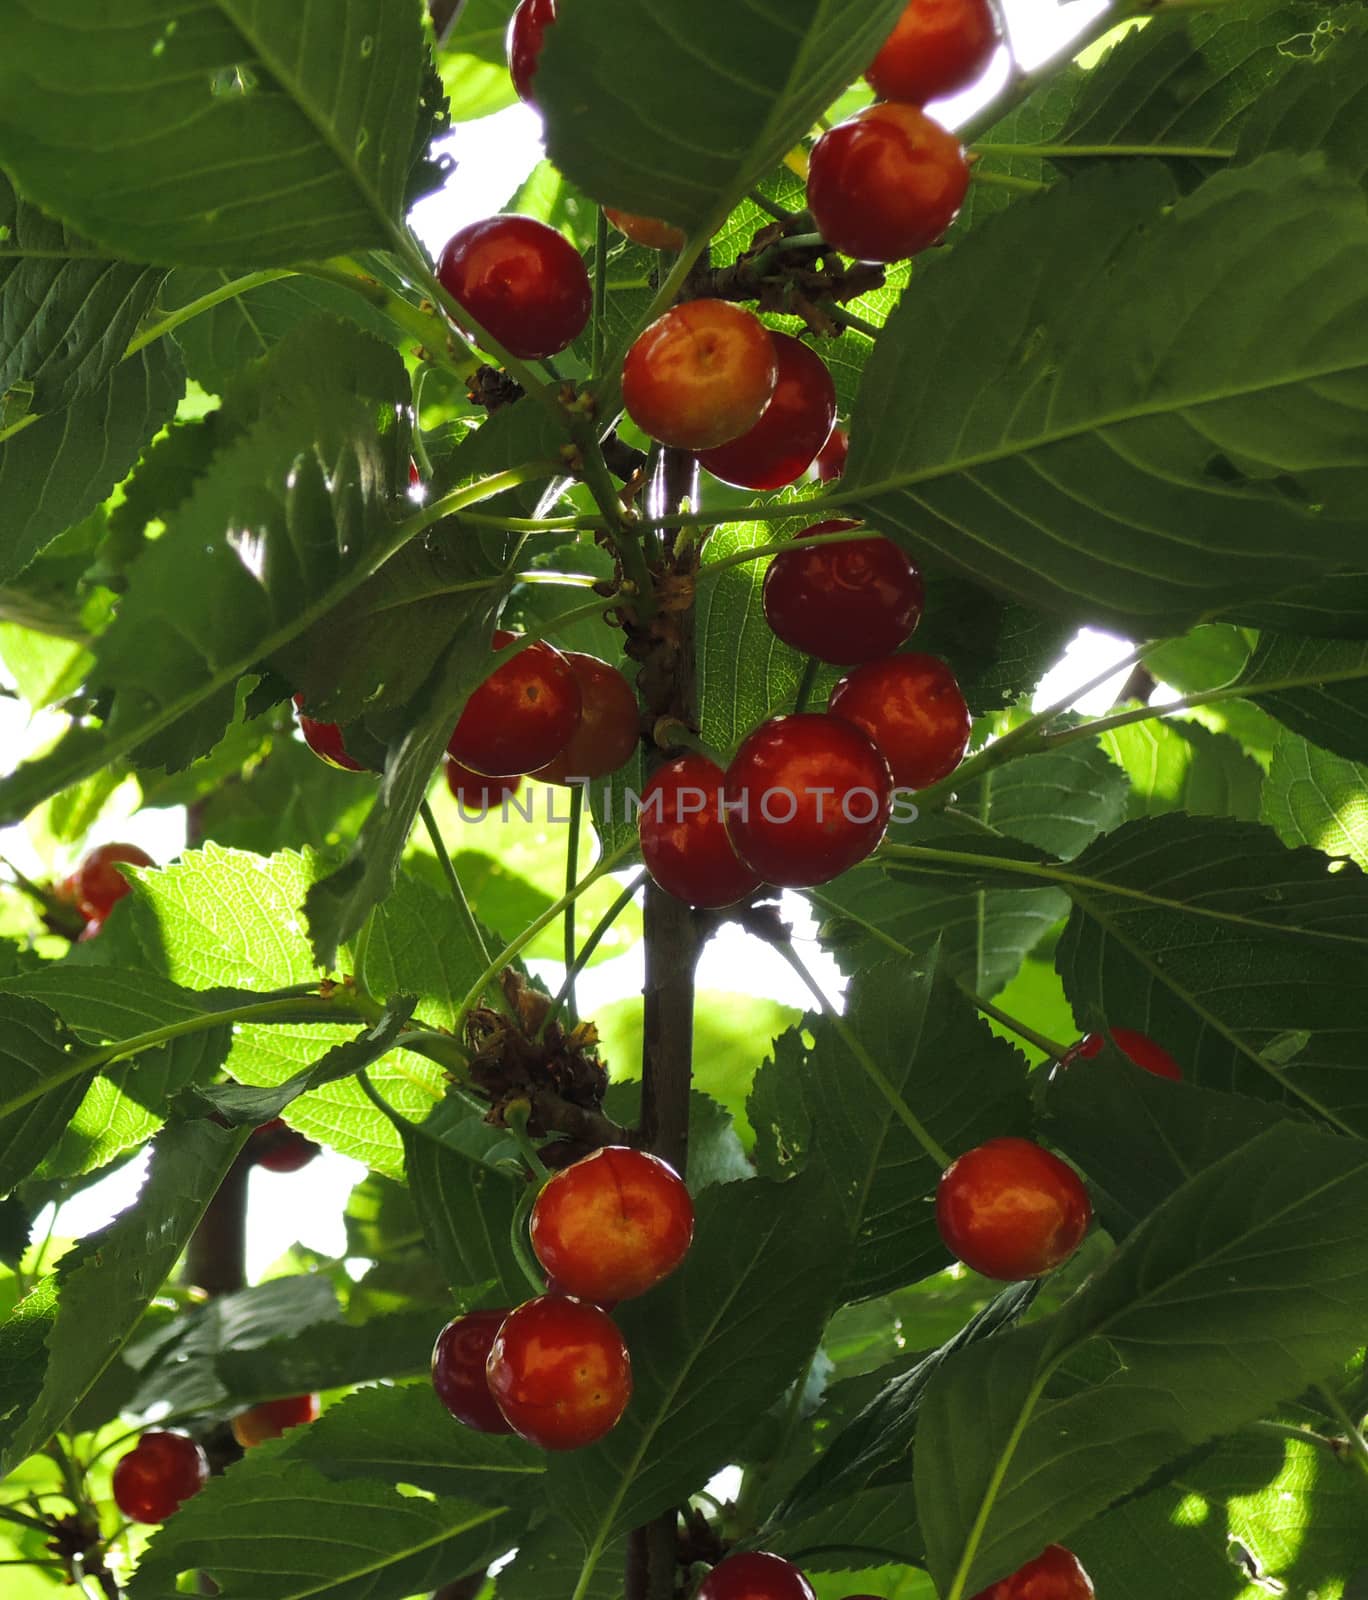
xmin=506 ymin=0 xmax=556 ymax=106
xmin=763 ymin=520 xmax=923 ymax=665
xmin=1074 ymin=1028 xmax=1183 ymax=1081
xmin=248 ymin=1118 xmax=319 ymax=1173
xmin=867 ymin=0 xmax=1002 ymax=106
xmin=828 ymin=653 xmax=971 ymax=788
xmin=446 ymin=758 xmax=523 ymax=814
xmin=696 ymin=1552 xmax=817 ymax=1600
xmin=696 ymin=333 xmax=837 ymax=491
xmin=808 ymin=102 xmax=970 ymax=263
xmin=969 ymin=1544 xmax=1095 ymax=1600
xmin=436 ymin=215 xmax=591 ymax=360
xmin=605 ymin=209 xmax=686 ymax=252
xmin=534 ymin=654 xmax=639 ymax=783
xmin=724 ymin=714 xmax=893 ymax=888
xmin=448 ymin=630 xmax=582 ymax=777
xmin=485 ymin=1294 xmax=632 ymax=1450
xmin=622 ymin=300 xmax=778 ymax=451
xmin=432 ymin=1309 xmax=516 ymax=1435
xmin=936 ymin=1138 xmax=1091 ymax=1280
xmin=294 ymin=695 xmax=366 ymax=773
xmin=531 ymin=1147 xmax=694 ymax=1302
xmin=111 ymin=1431 xmax=209 ymax=1525
xmin=230 ymin=1393 xmax=320 ymax=1449
xmin=74 ymin=843 xmax=154 ymax=923
xmin=812 ymin=425 xmax=848 ymax=482
xmin=639 ymin=753 xmax=763 ymax=909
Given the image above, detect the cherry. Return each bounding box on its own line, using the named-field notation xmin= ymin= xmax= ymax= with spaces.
xmin=828 ymin=653 xmax=971 ymax=788
xmin=534 ymin=654 xmax=639 ymax=783
xmin=866 ymin=0 xmax=1002 ymax=106
xmin=247 ymin=1118 xmax=319 ymax=1174
xmin=969 ymin=1544 xmax=1095 ymax=1600
xmin=695 ymin=333 xmax=837 ymax=491
xmin=936 ymin=1138 xmax=1091 ymax=1280
xmin=436 ymin=215 xmax=591 ymax=360
xmin=622 ymin=300 xmax=778 ymax=451
xmin=230 ymin=1393 xmax=320 ymax=1449
xmin=724 ymin=714 xmax=893 ymax=888
xmin=485 ymin=1294 xmax=632 ymax=1450
xmin=639 ymin=753 xmax=763 ymax=909
xmin=446 ymin=758 xmax=523 ymax=814
xmin=432 ymin=1309 xmax=516 ymax=1434
xmin=448 ymin=630 xmax=582 ymax=777
xmin=74 ymin=843 xmax=154 ymax=923
xmin=605 ymin=209 xmax=686 ymax=252
xmin=507 ymin=0 xmax=556 ymax=106
xmin=808 ymin=102 xmax=970 ymax=263
xmin=812 ymin=425 xmax=848 ymax=482
xmin=111 ymin=1431 xmax=209 ymax=1525
xmin=294 ymin=695 xmax=366 ymax=773
xmin=531 ymin=1146 xmax=694 ymax=1302
xmin=763 ymin=520 xmax=923 ymax=665
xmin=696 ymin=1552 xmax=817 ymax=1600
xmin=1074 ymin=1028 xmax=1183 ymax=1081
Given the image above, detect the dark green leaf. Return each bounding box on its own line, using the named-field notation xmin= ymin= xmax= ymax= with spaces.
xmin=1241 ymin=634 xmax=1368 ymax=763
xmin=0 ymin=994 xmax=92 ymax=1193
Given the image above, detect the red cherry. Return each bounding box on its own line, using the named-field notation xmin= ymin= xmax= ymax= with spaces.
xmin=622 ymin=301 xmax=779 ymax=451
xmin=436 ymin=215 xmax=591 ymax=361
xmin=432 ymin=1309 xmax=516 ymax=1434
xmin=231 ymin=1393 xmax=320 ymax=1449
xmin=74 ymin=843 xmax=155 ymax=923
xmin=763 ymin=520 xmax=923 ymax=665
xmin=867 ymin=0 xmax=1002 ymax=105
xmin=293 ymin=695 xmax=367 ymax=773
xmin=812 ymin=425 xmax=848 ymax=482
xmin=531 ymin=1147 xmax=694 ymax=1302
xmin=639 ymin=754 xmax=763 ymax=909
xmin=408 ymin=457 xmax=422 ymax=487
xmin=248 ymin=1118 xmax=319 ymax=1174
xmin=696 ymin=333 xmax=837 ymax=491
xmin=1075 ymin=1028 xmax=1183 ymax=1081
xmin=111 ymin=1432 xmax=209 ymax=1525
xmin=969 ymin=1544 xmax=1095 ymax=1600
xmin=446 ymin=759 xmax=524 ymax=814
xmin=828 ymin=653 xmax=971 ymax=788
xmin=697 ymin=1552 xmax=817 ymax=1600
xmin=534 ymin=654 xmax=639 ymax=783
xmin=724 ymin=714 xmax=893 ymax=889
xmin=507 ymin=0 xmax=556 ymax=106
xmin=449 ymin=630 xmax=583 ymax=777
xmin=485 ymin=1294 xmax=632 ymax=1450
xmin=936 ymin=1138 xmax=1092 ymax=1280
xmin=604 ymin=209 xmax=686 ymax=252
xmin=808 ymin=102 xmax=970 ymax=263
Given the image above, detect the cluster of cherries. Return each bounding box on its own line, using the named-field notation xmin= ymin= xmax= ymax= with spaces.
xmin=688 ymin=1544 xmax=1094 ymax=1600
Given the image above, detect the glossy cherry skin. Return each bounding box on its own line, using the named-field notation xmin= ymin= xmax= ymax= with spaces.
xmin=75 ymin=843 xmax=155 ymax=923
xmin=867 ymin=0 xmax=1002 ymax=105
xmin=531 ymin=1147 xmax=694 ymax=1302
xmin=828 ymin=653 xmax=971 ymax=789
xmin=1075 ymin=1027 xmax=1183 ymax=1081
xmin=808 ymin=102 xmax=970 ymax=263
xmin=763 ymin=520 xmax=923 ymax=666
xmin=622 ymin=300 xmax=779 ymax=451
xmin=696 ymin=333 xmax=837 ymax=491
xmin=230 ymin=1393 xmax=320 ymax=1449
xmin=294 ymin=695 xmax=366 ymax=773
xmin=605 ymin=209 xmax=686 ymax=251
xmin=248 ymin=1118 xmax=319 ymax=1173
xmin=432 ymin=1309 xmax=516 ymax=1434
xmin=485 ymin=1294 xmax=632 ymax=1450
xmin=446 ymin=758 xmax=524 ymax=814
xmin=639 ymin=754 xmax=763 ymax=909
xmin=936 ymin=1138 xmax=1092 ymax=1280
xmin=968 ymin=1544 xmax=1095 ymax=1600
xmin=534 ymin=654 xmax=639 ymax=783
xmin=507 ymin=0 xmax=556 ymax=106
xmin=724 ymin=714 xmax=893 ymax=889
xmin=437 ymin=215 xmax=591 ymax=360
xmin=697 ymin=1552 xmax=817 ymax=1600
xmin=813 ymin=425 xmax=848 ymax=482
xmin=448 ymin=630 xmax=583 ymax=777
xmin=112 ymin=1431 xmax=209 ymax=1525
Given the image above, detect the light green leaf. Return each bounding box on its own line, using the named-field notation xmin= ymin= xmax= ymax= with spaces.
xmin=1262 ymin=728 xmax=1368 ymax=868
xmin=1100 ymin=717 xmax=1263 ymax=822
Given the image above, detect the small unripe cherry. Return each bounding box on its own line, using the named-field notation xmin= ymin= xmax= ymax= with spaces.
xmin=432 ymin=1309 xmax=515 ymax=1434
xmin=697 ymin=1552 xmax=817 ymax=1600
xmin=604 ymin=209 xmax=686 ymax=251
xmin=534 ymin=654 xmax=640 ymax=783
xmin=485 ymin=1294 xmax=632 ymax=1450
xmin=622 ymin=301 xmax=778 ymax=451
xmin=111 ymin=1432 xmax=209 ymax=1525
xmin=74 ymin=843 xmax=155 ymax=923
xmin=968 ymin=1544 xmax=1095 ymax=1600
xmin=639 ymin=753 xmax=763 ymax=909
xmin=828 ymin=653 xmax=971 ymax=788
xmin=507 ymin=0 xmax=556 ymax=106
xmin=294 ymin=695 xmax=366 ymax=773
xmin=936 ymin=1138 xmax=1091 ymax=1280
xmin=448 ymin=630 xmax=582 ymax=777
xmin=763 ymin=520 xmax=923 ymax=665
xmin=446 ymin=759 xmax=523 ymax=814
xmin=866 ymin=0 xmax=1002 ymax=106
xmin=696 ymin=333 xmax=838 ymax=491
xmin=1075 ymin=1028 xmax=1183 ymax=1081
xmin=436 ymin=214 xmax=591 ymax=360
xmin=231 ymin=1394 xmax=320 ymax=1449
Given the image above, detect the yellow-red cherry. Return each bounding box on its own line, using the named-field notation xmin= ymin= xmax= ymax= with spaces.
xmin=697 ymin=1552 xmax=817 ymax=1600
xmin=294 ymin=695 xmax=366 ymax=773
xmin=448 ymin=630 xmax=582 ymax=777
xmin=248 ymin=1118 xmax=319 ymax=1174
xmin=507 ymin=0 xmax=556 ymax=106
xmin=696 ymin=333 xmax=837 ymax=491
xmin=763 ymin=520 xmax=923 ymax=665
xmin=1075 ymin=1028 xmax=1183 ymax=1081
xmin=828 ymin=653 xmax=971 ymax=788
xmin=622 ymin=300 xmax=778 ymax=451
xmin=437 ymin=215 xmax=591 ymax=360
xmin=432 ymin=1309 xmax=516 ymax=1435
xmin=605 ymin=209 xmax=686 ymax=252
xmin=485 ymin=1294 xmax=632 ymax=1450
xmin=74 ymin=842 xmax=154 ymax=923
xmin=812 ymin=425 xmax=848 ymax=482
xmin=969 ymin=1544 xmax=1095 ymax=1600
xmin=446 ymin=758 xmax=523 ymax=814
xmin=531 ymin=1146 xmax=694 ymax=1302
xmin=866 ymin=0 xmax=1002 ymax=106
xmin=808 ymin=102 xmax=970 ymax=264
xmin=936 ymin=1138 xmax=1091 ymax=1281
xmin=534 ymin=654 xmax=640 ymax=783
xmin=639 ymin=753 xmax=763 ymax=909
xmin=112 ymin=1431 xmax=209 ymax=1525
xmin=723 ymin=714 xmax=893 ymax=889
xmin=230 ymin=1393 xmax=320 ymax=1449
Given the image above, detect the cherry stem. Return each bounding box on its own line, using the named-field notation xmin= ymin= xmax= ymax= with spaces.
xmin=563 ymin=788 xmax=583 ymax=1026
xmin=968 ymin=992 xmax=1070 ymax=1061
xmin=592 ymin=208 xmax=610 ymax=382
xmin=504 ymin=1100 xmax=552 ymax=1184
xmin=969 ymin=168 xmax=1049 ymax=194
xmin=974 ymin=140 xmax=1234 ymax=160
xmin=698 ymin=525 xmax=871 ymax=583
xmin=747 ymin=189 xmax=800 ymax=222
xmin=509 ymin=1177 xmax=548 ymax=1293
xmin=1316 ymin=1384 xmax=1368 ymax=1486
xmin=651 ymin=718 xmax=724 ymax=765
xmin=792 ymin=657 xmax=821 ymax=715
xmin=418 ymin=798 xmax=500 ymax=1003
xmin=540 ymin=872 xmax=648 ymax=1041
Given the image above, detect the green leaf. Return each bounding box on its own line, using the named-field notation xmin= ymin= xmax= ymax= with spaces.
xmin=1100 ymin=718 xmax=1263 ymax=822
xmin=0 ymin=993 xmax=93 ymax=1193
xmin=0 ymin=0 xmax=430 ymax=267
xmin=1241 ymin=634 xmax=1368 ymax=764
xmin=1262 ymin=728 xmax=1368 ymax=867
